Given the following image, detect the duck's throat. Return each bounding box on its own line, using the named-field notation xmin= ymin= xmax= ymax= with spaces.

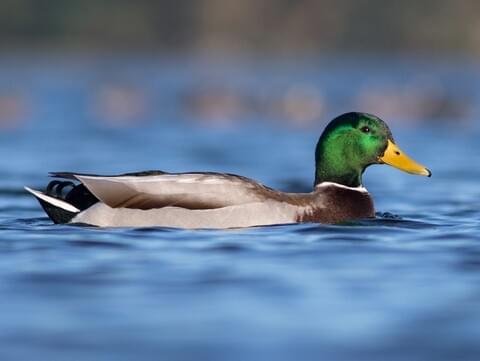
xmin=314 ymin=130 xmax=370 ymax=188
xmin=314 ymin=159 xmax=363 ymax=188
xmin=315 ymin=149 xmax=364 ymax=187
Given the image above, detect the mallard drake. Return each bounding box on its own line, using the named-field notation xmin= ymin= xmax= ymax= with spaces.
xmin=25 ymin=112 xmax=431 ymax=229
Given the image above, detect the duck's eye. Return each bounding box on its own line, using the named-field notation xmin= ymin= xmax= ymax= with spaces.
xmin=361 ymin=126 xmax=371 ymax=133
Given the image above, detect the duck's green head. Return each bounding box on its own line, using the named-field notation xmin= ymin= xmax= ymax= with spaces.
xmin=314 ymin=112 xmax=431 ymax=187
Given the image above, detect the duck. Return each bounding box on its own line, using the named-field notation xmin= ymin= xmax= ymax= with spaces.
xmin=25 ymin=112 xmax=431 ymax=229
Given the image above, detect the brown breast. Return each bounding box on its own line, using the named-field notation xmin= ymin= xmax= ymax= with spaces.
xmin=296 ymin=185 xmax=375 ymax=224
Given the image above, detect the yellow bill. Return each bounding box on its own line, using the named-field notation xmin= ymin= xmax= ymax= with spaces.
xmin=379 ymin=140 xmax=431 ymax=177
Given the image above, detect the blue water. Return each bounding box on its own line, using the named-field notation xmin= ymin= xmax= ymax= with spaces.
xmin=1 ymin=56 xmax=480 ymax=361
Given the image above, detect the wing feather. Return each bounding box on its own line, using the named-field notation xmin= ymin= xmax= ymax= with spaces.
xmin=62 ymin=172 xmax=277 ymax=210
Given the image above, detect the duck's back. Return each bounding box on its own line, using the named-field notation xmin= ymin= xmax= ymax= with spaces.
xmin=60 ymin=171 xmax=279 ymax=210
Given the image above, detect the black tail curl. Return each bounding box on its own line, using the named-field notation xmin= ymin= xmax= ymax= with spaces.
xmin=32 ymin=180 xmax=100 ymax=224
xmin=46 ymin=180 xmax=99 ymax=211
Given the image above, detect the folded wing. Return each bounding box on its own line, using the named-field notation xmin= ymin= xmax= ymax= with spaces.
xmin=51 ymin=172 xmax=277 ymax=210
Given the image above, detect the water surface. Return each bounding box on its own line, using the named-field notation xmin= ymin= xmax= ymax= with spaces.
xmin=1 ymin=57 xmax=479 ymax=361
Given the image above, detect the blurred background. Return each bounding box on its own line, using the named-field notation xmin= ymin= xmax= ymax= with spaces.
xmin=0 ymin=0 xmax=479 ymax=131
xmin=3 ymin=3 xmax=480 ymax=361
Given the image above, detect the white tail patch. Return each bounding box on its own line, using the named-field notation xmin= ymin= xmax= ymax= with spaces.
xmin=24 ymin=187 xmax=80 ymax=213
